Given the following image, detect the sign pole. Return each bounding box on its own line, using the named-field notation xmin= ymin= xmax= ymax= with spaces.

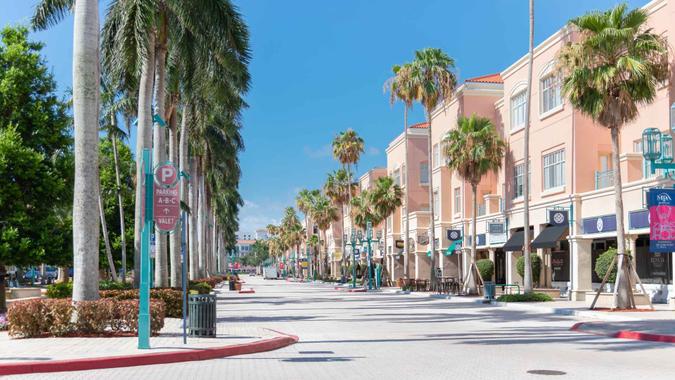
xmin=181 ymin=211 xmax=187 ymax=344
xmin=138 ymin=148 xmax=153 ymax=350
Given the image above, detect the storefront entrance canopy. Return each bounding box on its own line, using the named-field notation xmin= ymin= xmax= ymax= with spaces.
xmin=502 ymin=231 xmax=524 ymax=252
xmin=531 ymin=226 xmax=568 ymax=249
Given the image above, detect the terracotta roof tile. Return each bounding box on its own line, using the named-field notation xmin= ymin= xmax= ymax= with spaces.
xmin=409 ymin=122 xmax=429 ymax=129
xmin=465 ymin=73 xmax=503 ymax=84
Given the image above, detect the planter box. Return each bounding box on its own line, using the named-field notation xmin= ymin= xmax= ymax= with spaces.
xmin=6 ymin=287 xmax=42 ymax=299
xmin=584 ymin=292 xmax=651 ymax=308
xmin=534 ymin=288 xmax=562 ymax=299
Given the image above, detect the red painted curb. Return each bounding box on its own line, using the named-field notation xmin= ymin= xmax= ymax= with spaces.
xmin=347 ymin=288 xmax=366 ymax=293
xmin=0 ymin=332 xmax=298 ymax=376
xmin=570 ymin=322 xmax=675 ymax=344
xmin=239 ymin=289 xmax=255 ymax=294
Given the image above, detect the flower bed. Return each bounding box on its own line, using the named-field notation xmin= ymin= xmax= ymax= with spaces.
xmin=6 ymin=298 xmax=165 ymax=338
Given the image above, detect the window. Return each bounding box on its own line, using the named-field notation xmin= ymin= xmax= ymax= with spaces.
xmin=511 ymin=90 xmax=527 ymax=130
xmin=433 ymin=189 xmax=439 ymax=220
xmin=540 ymin=73 xmax=562 ymax=113
xmin=543 ymin=149 xmax=565 ymax=190
xmin=393 ymin=169 xmax=401 ymax=186
xmin=513 ymin=162 xmax=530 ymax=199
xmin=401 ymin=164 xmax=406 ymax=186
xmin=433 ymin=144 xmax=440 ymax=168
xmin=420 ymin=162 xmax=429 ymax=185
xmin=454 ymin=187 xmax=462 ymax=214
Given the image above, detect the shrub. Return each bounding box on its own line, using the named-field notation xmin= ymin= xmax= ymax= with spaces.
xmin=99 ymin=288 xmax=182 ymax=318
xmin=6 ymin=298 xmax=165 ymax=338
xmin=496 ymin=292 xmax=553 ymax=302
xmin=43 ymin=299 xmax=73 ymax=336
xmin=99 ymin=280 xmax=133 ymax=291
xmin=516 ymin=255 xmax=542 ymax=285
xmin=7 ymin=299 xmax=47 ymax=338
xmin=46 ymin=282 xmax=73 ymax=299
xmin=595 ymin=248 xmax=632 ymax=284
xmin=476 ymin=259 xmax=494 ymax=281
xmin=189 ymin=282 xmax=212 ymax=295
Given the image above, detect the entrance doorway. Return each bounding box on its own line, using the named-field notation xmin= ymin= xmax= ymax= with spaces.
xmin=495 ymin=250 xmax=506 ymax=284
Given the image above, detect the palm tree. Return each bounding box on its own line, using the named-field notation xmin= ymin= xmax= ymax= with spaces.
xmin=444 ymin=115 xmax=505 ymax=294
xmin=33 ymin=0 xmax=101 ymax=301
xmin=369 ymin=176 xmax=403 ymax=283
xmin=281 ymin=207 xmax=304 ymax=278
xmin=385 ymin=63 xmax=416 ymax=279
xmin=350 ymin=190 xmax=376 ymax=231
xmin=297 ymin=189 xmax=320 ymax=277
xmin=310 ymin=195 xmax=339 ymax=276
xmin=409 ymin=48 xmax=457 ymax=287
xmin=324 ymin=168 xmax=357 ymax=275
xmin=558 ymin=3 xmax=668 ymax=309
xmin=521 ymin=0 xmax=535 ymax=294
xmin=332 ymin=130 xmax=364 ymax=275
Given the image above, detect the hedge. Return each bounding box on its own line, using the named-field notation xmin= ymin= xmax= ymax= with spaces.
xmin=496 ymin=293 xmax=553 ymax=302
xmin=189 ymin=282 xmax=212 ymax=295
xmin=7 ymin=298 xmax=165 ymax=338
xmin=595 ymin=248 xmax=632 ymax=284
xmin=100 ymin=289 xmax=182 ymax=318
xmin=516 ymin=255 xmax=542 ymax=285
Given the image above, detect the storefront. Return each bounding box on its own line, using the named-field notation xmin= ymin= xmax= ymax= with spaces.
xmin=531 ymin=209 xmax=570 ymax=290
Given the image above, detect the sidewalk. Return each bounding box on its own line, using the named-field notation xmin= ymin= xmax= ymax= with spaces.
xmin=0 ymin=286 xmax=297 ymax=375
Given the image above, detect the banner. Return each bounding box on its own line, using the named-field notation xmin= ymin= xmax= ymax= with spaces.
xmin=648 ymin=188 xmax=675 ymax=252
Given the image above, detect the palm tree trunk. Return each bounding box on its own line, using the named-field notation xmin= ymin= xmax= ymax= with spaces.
xmin=403 ymin=106 xmax=410 ymax=279
xmin=611 ymin=127 xmax=632 ymax=308
xmin=72 ymin=0 xmax=100 ymax=301
xmin=211 ymin=210 xmax=218 ymax=276
xmin=522 ymin=0 xmax=535 ymax=293
xmin=178 ymin=104 xmax=190 ymax=285
xmin=340 ymin=202 xmax=346 ymax=277
xmin=1 ymin=263 xmax=7 ymax=313
xmin=169 ymin=106 xmax=181 ymax=287
xmin=133 ymin=33 xmax=156 ymax=287
xmin=98 ymin=191 xmax=118 ymax=281
xmin=465 ymin=184 xmax=478 ymax=294
xmin=198 ymin=162 xmax=206 ymax=278
xmin=111 ymin=136 xmax=127 ymax=283
xmin=188 ymin=157 xmax=199 ymax=280
xmin=153 ymin=33 xmax=169 ymax=289
xmin=425 ymin=111 xmax=437 ymax=288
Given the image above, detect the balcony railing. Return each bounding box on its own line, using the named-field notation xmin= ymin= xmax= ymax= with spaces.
xmin=595 ymin=169 xmax=614 ymax=190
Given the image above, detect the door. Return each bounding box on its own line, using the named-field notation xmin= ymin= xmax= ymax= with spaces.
xmin=495 ymin=250 xmax=506 ymax=284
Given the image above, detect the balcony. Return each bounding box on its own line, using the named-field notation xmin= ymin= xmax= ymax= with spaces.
xmin=594 ymin=169 xmax=614 ymax=190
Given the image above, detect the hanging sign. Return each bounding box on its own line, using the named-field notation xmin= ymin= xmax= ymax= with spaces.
xmin=395 ymin=240 xmax=405 ymax=249
xmin=548 ymin=210 xmax=569 ymax=226
xmin=447 ymin=229 xmax=462 ymax=241
xmin=153 ymin=162 xmax=180 ymax=232
xmin=648 ymin=188 xmax=675 ymax=252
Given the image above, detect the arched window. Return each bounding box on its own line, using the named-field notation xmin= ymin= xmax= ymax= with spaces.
xmin=539 ymin=61 xmax=563 ymax=114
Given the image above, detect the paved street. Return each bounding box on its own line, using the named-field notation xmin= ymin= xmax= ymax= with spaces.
xmin=9 ymin=276 xmax=675 ymax=380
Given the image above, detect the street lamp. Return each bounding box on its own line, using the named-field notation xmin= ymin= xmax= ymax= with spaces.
xmin=348 ymin=230 xmax=363 ymax=288
xmin=364 ymin=221 xmax=383 ymax=290
xmin=642 ymin=127 xmax=675 ymax=174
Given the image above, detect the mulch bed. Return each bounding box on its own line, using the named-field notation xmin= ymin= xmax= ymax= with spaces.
xmin=592 ymin=308 xmax=655 ymax=312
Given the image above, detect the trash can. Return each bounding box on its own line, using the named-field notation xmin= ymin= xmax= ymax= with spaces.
xmin=484 ymin=281 xmax=496 ymax=301
xmin=229 ymin=279 xmax=236 ymax=291
xmin=188 ymin=294 xmax=217 ymax=337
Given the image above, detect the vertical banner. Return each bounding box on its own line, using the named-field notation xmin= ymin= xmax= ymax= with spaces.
xmin=648 ymin=188 xmax=675 ymax=252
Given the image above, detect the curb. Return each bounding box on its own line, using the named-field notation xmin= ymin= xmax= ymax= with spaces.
xmin=0 ymin=331 xmax=298 ymax=376
xmin=474 ymin=299 xmax=640 ymax=322
xmin=570 ymin=322 xmax=675 ymax=344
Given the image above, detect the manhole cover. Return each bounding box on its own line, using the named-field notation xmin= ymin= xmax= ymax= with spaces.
xmin=527 ymin=370 xmax=567 ymax=376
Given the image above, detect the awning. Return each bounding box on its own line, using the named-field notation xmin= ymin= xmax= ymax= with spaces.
xmin=531 ymin=225 xmax=568 ymax=249
xmin=502 ymin=231 xmax=524 ymax=251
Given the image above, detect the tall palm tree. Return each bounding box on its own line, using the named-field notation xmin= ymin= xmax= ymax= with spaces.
xmin=297 ymin=189 xmax=320 ymax=277
xmin=310 ymin=195 xmax=339 ymax=276
xmin=558 ymin=3 xmax=668 ymax=309
xmin=332 ymin=130 xmax=364 ymax=275
xmin=281 ymin=207 xmax=304 ymax=278
xmin=409 ymin=48 xmax=457 ymax=287
xmin=385 ymin=63 xmax=416 ymax=278
xmin=369 ymin=176 xmax=403 ymax=282
xmin=444 ymin=115 xmax=505 ymax=294
xmin=324 ymin=168 xmax=356 ymax=274
xmin=33 ymin=0 xmax=101 ymax=301
xmin=521 ymin=0 xmax=535 ymax=294
xmin=350 ymin=190 xmax=376 ymax=231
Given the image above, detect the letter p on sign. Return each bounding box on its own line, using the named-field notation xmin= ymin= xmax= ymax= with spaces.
xmin=154 ymin=163 xmax=178 ymax=187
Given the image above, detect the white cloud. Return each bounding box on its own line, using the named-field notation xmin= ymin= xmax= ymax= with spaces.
xmin=367 ymin=146 xmax=380 ymax=156
xmin=303 ymin=144 xmax=332 ymax=159
xmin=237 ymin=198 xmax=285 ymax=234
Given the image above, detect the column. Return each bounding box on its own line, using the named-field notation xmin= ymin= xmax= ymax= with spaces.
xmin=488 ymin=249 xmax=496 ymax=282
xmin=505 ymin=251 xmax=513 ymax=285
xmin=533 ymin=224 xmax=544 ymax=288
xmin=570 ymin=237 xmax=592 ymax=301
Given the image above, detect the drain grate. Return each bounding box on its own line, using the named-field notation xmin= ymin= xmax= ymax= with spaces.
xmin=527 ymin=370 xmax=567 ymax=376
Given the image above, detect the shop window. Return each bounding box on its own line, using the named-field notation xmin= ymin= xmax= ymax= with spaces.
xmin=635 ymin=236 xmax=673 ymax=284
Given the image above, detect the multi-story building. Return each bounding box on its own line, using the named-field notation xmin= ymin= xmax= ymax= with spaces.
xmin=384 ymin=122 xmax=431 ymax=281
xmin=235 ymin=239 xmax=255 ymax=258
xmin=426 ymin=0 xmax=674 ymax=302
xmin=255 ymin=228 xmax=269 ymax=240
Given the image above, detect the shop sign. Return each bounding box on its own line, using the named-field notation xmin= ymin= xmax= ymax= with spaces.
xmin=582 ymin=215 xmax=616 ymax=234
xmin=648 ymin=188 xmax=675 ymax=252
xmin=395 ymin=240 xmax=405 ymax=249
xmin=487 ymin=221 xmax=506 ymax=244
xmin=417 ymin=234 xmax=429 ymax=245
xmin=447 ymin=229 xmax=462 ymax=241
xmin=629 ymin=209 xmax=650 ymax=230
xmin=548 ymin=210 xmax=569 ymax=226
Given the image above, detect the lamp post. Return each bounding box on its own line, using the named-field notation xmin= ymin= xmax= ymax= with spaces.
xmin=364 ymin=221 xmax=383 ymax=290
xmin=348 ymin=230 xmax=363 ymax=288
xmin=642 ymin=127 xmax=674 ymax=174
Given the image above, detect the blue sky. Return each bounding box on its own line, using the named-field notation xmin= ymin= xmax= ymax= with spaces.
xmin=1 ymin=0 xmax=649 ymax=234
